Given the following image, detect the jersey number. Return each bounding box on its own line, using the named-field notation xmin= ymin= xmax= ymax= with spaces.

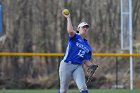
xmin=77 ymin=50 xmax=85 ymax=57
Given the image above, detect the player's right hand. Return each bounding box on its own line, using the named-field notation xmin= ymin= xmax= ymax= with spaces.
xmin=62 ymin=11 xmax=70 ymax=18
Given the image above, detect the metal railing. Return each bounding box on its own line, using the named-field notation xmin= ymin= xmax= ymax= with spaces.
xmin=0 ymin=52 xmax=140 ymax=57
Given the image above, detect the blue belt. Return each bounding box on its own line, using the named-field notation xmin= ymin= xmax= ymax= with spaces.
xmin=65 ymin=61 xmax=81 ymax=65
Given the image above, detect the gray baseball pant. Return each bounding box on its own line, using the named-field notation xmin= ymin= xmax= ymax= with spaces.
xmin=59 ymin=60 xmax=88 ymax=93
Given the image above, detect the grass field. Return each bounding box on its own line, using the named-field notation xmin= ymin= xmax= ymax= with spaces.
xmin=0 ymin=89 xmax=139 ymax=93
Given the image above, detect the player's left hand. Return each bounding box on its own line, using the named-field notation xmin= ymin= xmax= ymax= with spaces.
xmin=86 ymin=64 xmax=98 ymax=83
xmin=88 ymin=64 xmax=98 ymax=73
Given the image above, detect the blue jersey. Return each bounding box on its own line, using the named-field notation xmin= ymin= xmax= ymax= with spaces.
xmin=63 ymin=33 xmax=92 ymax=65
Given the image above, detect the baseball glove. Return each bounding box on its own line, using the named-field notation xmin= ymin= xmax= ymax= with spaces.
xmin=86 ymin=64 xmax=98 ymax=84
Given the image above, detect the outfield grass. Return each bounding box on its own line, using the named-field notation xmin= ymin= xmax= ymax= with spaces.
xmin=0 ymin=89 xmax=139 ymax=93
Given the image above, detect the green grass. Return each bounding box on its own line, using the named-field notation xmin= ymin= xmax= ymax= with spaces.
xmin=0 ymin=89 xmax=139 ymax=93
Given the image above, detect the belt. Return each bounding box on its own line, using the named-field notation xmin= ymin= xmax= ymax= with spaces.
xmin=65 ymin=61 xmax=81 ymax=65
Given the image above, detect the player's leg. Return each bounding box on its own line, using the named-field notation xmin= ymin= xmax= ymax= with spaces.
xmin=58 ymin=61 xmax=72 ymax=93
xmin=73 ymin=65 xmax=88 ymax=93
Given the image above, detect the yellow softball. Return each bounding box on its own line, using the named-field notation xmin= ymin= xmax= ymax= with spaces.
xmin=63 ymin=9 xmax=70 ymax=15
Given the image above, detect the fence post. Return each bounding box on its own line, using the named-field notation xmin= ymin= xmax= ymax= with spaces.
xmin=0 ymin=0 xmax=2 ymax=34
xmin=116 ymin=57 xmax=118 ymax=89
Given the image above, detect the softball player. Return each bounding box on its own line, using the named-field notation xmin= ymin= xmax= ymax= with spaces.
xmin=58 ymin=11 xmax=96 ymax=93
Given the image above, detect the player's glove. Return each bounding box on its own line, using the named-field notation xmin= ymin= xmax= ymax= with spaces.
xmin=88 ymin=64 xmax=98 ymax=72
xmin=87 ymin=64 xmax=98 ymax=84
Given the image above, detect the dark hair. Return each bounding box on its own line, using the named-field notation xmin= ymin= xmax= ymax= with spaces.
xmin=76 ymin=31 xmax=79 ymax=33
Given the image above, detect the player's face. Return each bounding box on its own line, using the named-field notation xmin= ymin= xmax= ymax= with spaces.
xmin=79 ymin=25 xmax=89 ymax=36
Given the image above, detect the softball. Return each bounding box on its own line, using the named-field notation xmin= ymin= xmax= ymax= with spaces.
xmin=63 ymin=9 xmax=70 ymax=15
